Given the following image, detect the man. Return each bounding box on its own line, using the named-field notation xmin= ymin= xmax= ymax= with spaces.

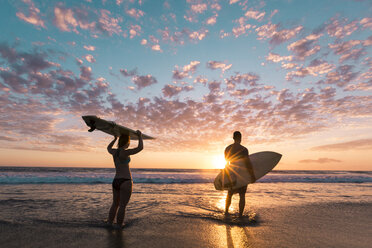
xmin=224 ymin=131 xmax=256 ymax=217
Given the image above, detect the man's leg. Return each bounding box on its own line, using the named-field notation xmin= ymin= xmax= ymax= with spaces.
xmin=238 ymin=186 xmax=247 ymax=217
xmin=225 ymin=190 xmax=233 ymax=215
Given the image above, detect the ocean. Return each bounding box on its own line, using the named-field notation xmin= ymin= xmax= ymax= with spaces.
xmin=1 ymin=167 xmax=371 ymax=247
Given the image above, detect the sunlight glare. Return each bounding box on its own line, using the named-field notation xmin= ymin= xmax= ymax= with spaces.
xmin=213 ymin=154 xmax=227 ymax=169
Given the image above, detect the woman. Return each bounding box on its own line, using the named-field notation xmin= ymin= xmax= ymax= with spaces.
xmin=107 ymin=130 xmax=143 ymax=228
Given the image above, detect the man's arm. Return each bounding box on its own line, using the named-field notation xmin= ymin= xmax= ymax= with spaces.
xmin=244 ymin=157 xmax=256 ymax=183
xmin=244 ymin=148 xmax=256 ymax=183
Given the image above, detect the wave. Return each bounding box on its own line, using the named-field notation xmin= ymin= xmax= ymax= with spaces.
xmin=1 ymin=167 xmax=371 ymax=184
xmin=0 ymin=174 xmax=371 ymax=184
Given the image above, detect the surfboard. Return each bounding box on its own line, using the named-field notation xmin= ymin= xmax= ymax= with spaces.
xmin=214 ymin=151 xmax=282 ymax=190
xmin=82 ymin=115 xmax=155 ymax=140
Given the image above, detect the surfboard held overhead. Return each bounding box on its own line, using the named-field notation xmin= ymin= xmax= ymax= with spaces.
xmin=82 ymin=115 xmax=155 ymax=140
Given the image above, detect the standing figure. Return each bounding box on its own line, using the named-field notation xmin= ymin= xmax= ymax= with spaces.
xmin=107 ymin=130 xmax=143 ymax=228
xmin=224 ymin=131 xmax=256 ymax=217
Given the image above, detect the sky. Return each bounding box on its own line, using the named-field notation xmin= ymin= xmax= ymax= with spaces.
xmin=0 ymin=0 xmax=371 ymax=170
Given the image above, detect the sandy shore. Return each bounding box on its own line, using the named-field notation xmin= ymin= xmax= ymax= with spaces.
xmin=1 ymin=201 xmax=371 ymax=248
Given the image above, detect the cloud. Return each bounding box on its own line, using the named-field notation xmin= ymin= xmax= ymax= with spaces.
xmin=162 ymin=84 xmax=193 ymax=98
xmin=311 ymin=139 xmax=372 ymax=151
xmin=207 ymin=61 xmax=232 ymax=73
xmin=266 ymin=53 xmax=293 ymax=63
xmin=126 ymin=8 xmax=144 ymax=19
xmin=206 ymin=15 xmax=217 ymax=25
xmin=360 ymin=17 xmax=372 ymax=30
xmin=285 ymin=59 xmax=335 ymax=81
xmin=85 ymin=54 xmax=96 ymax=63
xmin=225 ymin=72 xmax=260 ymax=89
xmin=173 ymin=61 xmax=200 ymax=80
xmin=326 ymin=18 xmax=358 ymax=39
xmin=188 ymin=29 xmax=209 ymax=41
xmin=299 ymin=158 xmax=342 ymax=164
xmin=133 ymin=75 xmax=158 ymax=90
xmin=329 ymin=40 xmax=365 ymax=63
xmin=244 ymin=10 xmax=265 ymax=21
xmin=256 ymin=23 xmax=303 ymax=45
xmin=317 ymin=65 xmax=358 ymax=87
xmin=0 ymin=136 xmax=17 ymax=142
xmin=120 ymin=68 xmax=137 ymax=77
xmin=97 ymin=9 xmax=123 ymax=36
xmin=191 ymin=4 xmax=207 ymax=14
xmin=53 ymin=6 xmax=122 ymax=36
xmin=287 ymin=33 xmax=322 ymax=60
xmin=16 ymin=0 xmax=45 ymax=28
xmin=151 ymin=44 xmax=162 ymax=52
xmin=83 ymin=45 xmax=95 ymax=51
xmin=129 ymin=25 xmax=142 ymax=39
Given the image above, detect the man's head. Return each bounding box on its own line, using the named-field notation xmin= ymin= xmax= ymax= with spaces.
xmin=233 ymin=131 xmax=242 ymax=143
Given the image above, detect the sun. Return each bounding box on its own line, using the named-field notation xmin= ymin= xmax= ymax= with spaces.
xmin=212 ymin=154 xmax=227 ymax=169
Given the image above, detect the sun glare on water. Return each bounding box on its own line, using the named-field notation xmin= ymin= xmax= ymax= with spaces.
xmin=212 ymin=155 xmax=227 ymax=169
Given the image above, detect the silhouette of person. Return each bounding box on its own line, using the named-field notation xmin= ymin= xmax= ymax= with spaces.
xmin=106 ymin=130 xmax=143 ymax=228
xmin=224 ymin=131 xmax=256 ymax=217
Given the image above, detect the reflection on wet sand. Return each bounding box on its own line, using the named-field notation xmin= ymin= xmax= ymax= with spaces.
xmin=106 ymin=228 xmax=126 ymax=248
xmin=226 ymin=225 xmax=257 ymax=248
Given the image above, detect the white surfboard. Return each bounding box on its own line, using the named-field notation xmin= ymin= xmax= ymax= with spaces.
xmin=82 ymin=115 xmax=155 ymax=140
xmin=214 ymin=151 xmax=282 ymax=190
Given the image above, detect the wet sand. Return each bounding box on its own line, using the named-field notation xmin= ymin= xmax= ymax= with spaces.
xmin=1 ymin=202 xmax=371 ymax=248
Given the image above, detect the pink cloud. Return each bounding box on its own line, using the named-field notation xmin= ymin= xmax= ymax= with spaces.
xmin=287 ymin=33 xmax=322 ymax=60
xmin=151 ymin=44 xmax=162 ymax=52
xmin=244 ymin=10 xmax=265 ymax=21
xmin=173 ymin=61 xmax=200 ymax=80
xmin=126 ymin=8 xmax=144 ymax=19
xmin=162 ymin=84 xmax=194 ymax=98
xmin=120 ymin=68 xmax=137 ymax=77
xmin=299 ymin=158 xmax=341 ymax=164
xmin=266 ymin=52 xmax=293 ymax=63
xmin=360 ymin=18 xmax=372 ymax=30
xmin=317 ymin=65 xmax=358 ymax=87
xmin=256 ymin=23 xmax=303 ymax=45
xmin=189 ymin=29 xmax=209 ymax=41
xmin=54 ymin=6 xmax=78 ymax=32
xmin=281 ymin=63 xmax=297 ymax=69
xmin=129 ymin=25 xmax=142 ymax=39
xmin=83 ymin=45 xmax=95 ymax=51
xmin=329 ymin=40 xmax=365 ymax=62
xmin=207 ymin=61 xmax=232 ymax=73
xmin=191 ymin=4 xmax=207 ymax=14
xmin=16 ymin=0 xmax=45 ymax=28
xmin=84 ymin=54 xmax=96 ymax=63
xmin=326 ymin=18 xmax=358 ymax=39
xmin=132 ymin=75 xmax=158 ymax=90
xmin=97 ymin=9 xmax=123 ymax=36
xmin=286 ymin=59 xmax=335 ymax=81
xmin=80 ymin=66 xmax=92 ymax=81
xmin=311 ymin=139 xmax=372 ymax=151
xmin=225 ymin=73 xmax=260 ymax=89
xmin=229 ymin=0 xmax=239 ymax=4
xmin=206 ymin=15 xmax=217 ymax=25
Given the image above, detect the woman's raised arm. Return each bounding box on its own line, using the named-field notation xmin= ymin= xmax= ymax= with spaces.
xmin=107 ymin=136 xmax=118 ymax=154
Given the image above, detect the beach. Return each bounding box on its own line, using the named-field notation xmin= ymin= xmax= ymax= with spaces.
xmin=0 ymin=168 xmax=371 ymax=247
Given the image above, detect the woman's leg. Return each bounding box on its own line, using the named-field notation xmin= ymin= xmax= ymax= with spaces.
xmin=108 ymin=188 xmax=120 ymax=224
xmin=116 ymin=180 xmax=132 ymax=226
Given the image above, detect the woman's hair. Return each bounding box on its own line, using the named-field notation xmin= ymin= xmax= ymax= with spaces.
xmin=118 ymin=134 xmax=130 ymax=148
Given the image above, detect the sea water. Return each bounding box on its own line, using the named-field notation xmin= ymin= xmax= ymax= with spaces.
xmin=0 ymin=167 xmax=371 ymax=226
